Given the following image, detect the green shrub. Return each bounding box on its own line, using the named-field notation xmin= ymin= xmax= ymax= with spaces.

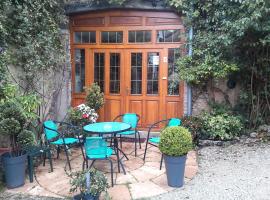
xmin=85 ymin=83 xmax=104 ymax=111
xmin=70 ymin=168 xmax=108 ymax=196
xmin=181 ymin=116 xmax=203 ymax=144
xmin=201 ymin=112 xmax=243 ymax=140
xmin=159 ymin=126 xmax=193 ymax=157
xmin=17 ymin=130 xmax=36 ymax=149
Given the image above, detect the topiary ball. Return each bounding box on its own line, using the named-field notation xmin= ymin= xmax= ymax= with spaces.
xmin=159 ymin=126 xmax=193 ymax=157
xmin=0 ymin=118 xmax=21 ymax=136
xmin=17 ymin=130 xmax=36 ymax=148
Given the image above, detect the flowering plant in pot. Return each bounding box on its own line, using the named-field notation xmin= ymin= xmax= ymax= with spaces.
xmin=68 ymin=104 xmax=98 ymax=127
xmin=159 ymin=126 xmax=193 ymax=187
xmin=70 ymin=168 xmax=109 ymax=200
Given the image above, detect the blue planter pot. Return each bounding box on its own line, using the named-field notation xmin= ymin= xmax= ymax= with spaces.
xmin=73 ymin=193 xmax=99 ymax=200
xmin=2 ymin=152 xmax=27 ymax=188
xmin=164 ymin=154 xmax=187 ymax=188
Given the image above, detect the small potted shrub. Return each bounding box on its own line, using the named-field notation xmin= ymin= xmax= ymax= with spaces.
xmin=0 ymin=102 xmax=28 ymax=188
xmin=70 ymin=168 xmax=109 ymax=200
xmin=159 ymin=126 xmax=193 ymax=187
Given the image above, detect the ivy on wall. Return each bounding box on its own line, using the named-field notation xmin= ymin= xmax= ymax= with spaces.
xmin=167 ymin=0 xmax=270 ymax=127
xmin=0 ymin=0 xmax=66 ymax=92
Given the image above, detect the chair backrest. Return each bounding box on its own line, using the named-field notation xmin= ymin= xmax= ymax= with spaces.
xmin=43 ymin=120 xmax=58 ymax=140
xmin=85 ymin=137 xmax=107 ymax=156
xmin=167 ymin=118 xmax=182 ymax=127
xmin=122 ymin=113 xmax=138 ymax=129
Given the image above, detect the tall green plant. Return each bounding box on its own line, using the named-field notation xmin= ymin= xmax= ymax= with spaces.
xmin=85 ymin=83 xmax=105 ymax=111
xmin=167 ymin=0 xmax=270 ymax=128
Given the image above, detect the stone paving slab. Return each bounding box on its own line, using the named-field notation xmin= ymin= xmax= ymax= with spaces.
xmin=4 ymin=142 xmax=198 ymax=200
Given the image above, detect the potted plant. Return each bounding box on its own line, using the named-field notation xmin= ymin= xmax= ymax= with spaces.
xmin=159 ymin=126 xmax=193 ymax=187
xmin=0 ymin=89 xmax=38 ymax=188
xmin=0 ymin=101 xmax=27 ymax=188
xmin=85 ymin=83 xmax=104 ymax=112
xmin=70 ymin=168 xmax=109 ymax=200
xmin=68 ymin=104 xmax=98 ymax=127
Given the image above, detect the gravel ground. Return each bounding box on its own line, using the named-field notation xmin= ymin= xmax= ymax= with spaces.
xmin=152 ymin=142 xmax=270 ymax=200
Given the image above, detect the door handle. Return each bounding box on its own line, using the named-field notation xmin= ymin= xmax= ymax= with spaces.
xmin=126 ymin=87 xmax=130 ymax=95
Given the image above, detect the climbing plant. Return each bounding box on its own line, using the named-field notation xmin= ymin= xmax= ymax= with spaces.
xmin=166 ymin=0 xmax=270 ymax=128
xmin=0 ymin=0 xmax=66 ymax=92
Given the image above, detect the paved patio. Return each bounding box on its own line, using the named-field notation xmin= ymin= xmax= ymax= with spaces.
xmin=7 ymin=142 xmax=198 ymax=200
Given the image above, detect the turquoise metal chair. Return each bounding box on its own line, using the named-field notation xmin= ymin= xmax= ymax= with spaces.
xmin=143 ymin=118 xmax=181 ymax=169
xmin=43 ymin=120 xmax=80 ymax=171
xmin=83 ymin=137 xmax=114 ymax=186
xmin=113 ymin=113 xmax=141 ymax=157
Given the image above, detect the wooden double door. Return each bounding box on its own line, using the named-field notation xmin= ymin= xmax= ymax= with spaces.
xmin=90 ymin=48 xmax=183 ymax=128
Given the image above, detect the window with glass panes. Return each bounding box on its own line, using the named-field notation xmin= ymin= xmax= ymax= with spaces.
xmin=110 ymin=53 xmax=121 ymax=93
xmin=74 ymin=49 xmax=85 ymax=93
xmin=168 ymin=48 xmax=180 ymax=95
xmin=157 ymin=30 xmax=181 ymax=43
xmin=131 ymin=53 xmax=142 ymax=94
xmin=94 ymin=53 xmax=105 ymax=92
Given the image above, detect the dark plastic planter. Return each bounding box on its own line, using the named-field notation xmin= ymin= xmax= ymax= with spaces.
xmin=73 ymin=193 xmax=99 ymax=200
xmin=164 ymin=154 xmax=187 ymax=188
xmin=2 ymin=152 xmax=27 ymax=188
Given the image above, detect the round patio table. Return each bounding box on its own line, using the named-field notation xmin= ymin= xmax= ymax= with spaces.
xmin=83 ymin=122 xmax=131 ymax=174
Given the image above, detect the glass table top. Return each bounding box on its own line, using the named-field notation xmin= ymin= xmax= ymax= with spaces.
xmin=83 ymin=122 xmax=131 ymax=134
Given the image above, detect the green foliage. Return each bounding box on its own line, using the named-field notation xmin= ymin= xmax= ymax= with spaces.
xmin=0 ymin=118 xmax=21 ymax=136
xmin=177 ymin=52 xmax=239 ymax=85
xmin=159 ymin=126 xmax=193 ymax=157
xmin=199 ymin=102 xmax=244 ymax=140
xmin=17 ymin=130 xmax=36 ymax=149
xmin=85 ymin=83 xmax=105 ymax=111
xmin=201 ymin=112 xmax=243 ymax=141
xmin=0 ymin=86 xmax=39 ymax=152
xmin=168 ymin=0 xmax=270 ymax=127
xmin=181 ymin=116 xmax=203 ymax=144
xmin=0 ymin=0 xmax=66 ymax=91
xmin=70 ymin=168 xmax=108 ymax=196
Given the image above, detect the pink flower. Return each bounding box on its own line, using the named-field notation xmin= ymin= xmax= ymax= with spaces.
xmin=82 ymin=114 xmax=88 ymax=119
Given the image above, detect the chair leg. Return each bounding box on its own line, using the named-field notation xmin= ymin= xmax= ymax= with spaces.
xmin=134 ymin=132 xmax=137 ymax=157
xmin=47 ymin=149 xmax=53 ymax=172
xmin=138 ymin=132 xmax=142 ymax=149
xmin=120 ymin=135 xmax=123 ymax=149
xmin=160 ymin=154 xmax=163 ymax=170
xmin=89 ymin=160 xmax=96 ymax=169
xmin=43 ymin=152 xmax=46 ymax=166
xmin=108 ymin=159 xmax=114 ymax=187
xmin=57 ymin=146 xmax=60 ymax=159
xmin=28 ymin=156 xmax=34 ymax=183
xmin=64 ymin=146 xmax=71 ymax=171
xmin=143 ymin=141 xmax=149 ymax=161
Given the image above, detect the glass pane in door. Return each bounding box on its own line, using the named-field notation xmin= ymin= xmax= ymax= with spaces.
xmin=147 ymin=52 xmax=159 ymax=94
xmin=74 ymin=49 xmax=85 ymax=93
xmin=110 ymin=53 xmax=120 ymax=94
xmin=94 ymin=53 xmax=105 ymax=92
xmin=168 ymin=48 xmax=180 ymax=95
xmin=131 ymin=53 xmax=142 ymax=94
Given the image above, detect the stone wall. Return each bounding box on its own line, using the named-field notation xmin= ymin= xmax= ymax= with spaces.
xmin=192 ymin=79 xmax=241 ymax=115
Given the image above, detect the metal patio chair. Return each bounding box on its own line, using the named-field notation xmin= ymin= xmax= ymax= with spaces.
xmin=83 ymin=137 xmax=114 ymax=187
xmin=43 ymin=120 xmax=80 ymax=171
xmin=143 ymin=118 xmax=181 ymax=169
xmin=113 ymin=113 xmax=141 ymax=157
